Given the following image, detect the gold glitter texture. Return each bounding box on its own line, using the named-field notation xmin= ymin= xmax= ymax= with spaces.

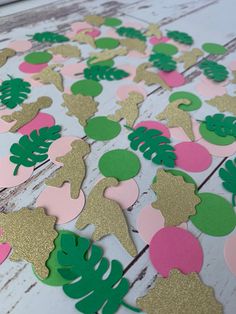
xmin=33 ymin=64 xmax=64 ymax=92
xmin=145 ymin=24 xmax=162 ymax=38
xmin=46 ymin=139 xmax=90 ymax=199
xmin=109 ymin=91 xmax=144 ymax=127
xmin=231 ymin=71 xmax=236 ymax=84
xmin=0 ymin=207 xmax=57 ymax=279
xmin=2 ymin=96 xmax=52 ymax=132
xmin=175 ymin=48 xmax=204 ymax=69
xmin=73 ymin=30 xmax=96 ymax=48
xmin=156 ymin=98 xmax=195 ymax=140
xmin=84 ymin=15 xmax=104 ymax=26
xmin=0 ymin=48 xmax=16 ymax=68
xmin=90 ymin=47 xmax=127 ymax=64
xmin=76 ymin=177 xmax=137 ymax=256
xmin=48 ymin=44 xmax=81 ymax=58
xmin=207 ymin=94 xmax=236 ymax=115
xmin=137 ymin=269 xmax=223 ymax=314
xmin=119 ymin=38 xmax=146 ymax=54
xmin=62 ymin=93 xmax=98 ymax=126
xmin=151 ymin=169 xmax=200 ymax=226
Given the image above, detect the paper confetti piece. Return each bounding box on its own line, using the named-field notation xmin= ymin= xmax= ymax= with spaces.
xmin=0 ymin=242 xmax=11 ymax=265
xmin=73 ymin=30 xmax=96 ymax=48
xmin=197 ymin=137 xmax=236 ymax=157
xmin=0 ymin=109 xmax=15 ymax=133
xmin=199 ymin=60 xmax=228 ymax=82
xmin=71 ymin=79 xmax=103 ymax=97
xmin=145 ymin=24 xmax=162 ymax=38
xmin=8 ymin=40 xmax=32 ymax=52
xmin=0 ymin=48 xmax=16 ymax=68
xmin=196 ymin=76 xmax=227 ymax=98
xmin=224 ymin=233 xmax=236 ymax=276
xmin=119 ymin=38 xmax=146 ymax=54
xmin=170 ymin=118 xmax=201 ymax=142
xmin=158 ymin=70 xmax=185 ymax=87
xmin=95 ymin=37 xmax=120 ymax=49
xmin=89 ymin=47 xmax=127 ymax=64
xmin=175 ymin=48 xmax=204 ymax=69
xmin=199 ymin=122 xmax=235 ymax=146
xmin=116 ymin=83 xmax=147 ymax=100
xmin=153 ymin=43 xmax=178 ymax=55
xmin=169 ymin=91 xmax=202 ymax=111
xmin=202 ymin=42 xmax=227 ymax=55
xmin=33 ymin=64 xmax=64 ymax=91
xmin=19 ymin=61 xmax=48 ymax=74
xmin=31 ymin=32 xmax=69 ymax=43
xmin=219 ymin=158 xmax=236 ymax=206
xmin=18 ymin=112 xmax=55 ymax=136
xmin=85 ymin=116 xmax=121 ymax=140
xmin=24 ymin=51 xmax=52 ymax=64
xmin=134 ymin=120 xmax=170 ymax=138
xmin=104 ymin=17 xmax=122 ymax=27
xmin=149 ymin=52 xmax=176 ymax=72
xmin=207 ymin=94 xmax=236 ymax=115
xmin=0 ymin=207 xmax=57 ymax=279
xmin=167 ymin=30 xmax=193 ymax=45
xmin=48 ymin=44 xmax=81 ymax=58
xmin=117 ymin=26 xmax=146 ymax=41
xmin=76 ymin=177 xmax=137 ymax=256
xmin=83 ymin=65 xmax=129 ymax=81
xmin=153 ymin=168 xmax=197 ymax=187
xmin=84 ymin=15 xmax=104 ymax=26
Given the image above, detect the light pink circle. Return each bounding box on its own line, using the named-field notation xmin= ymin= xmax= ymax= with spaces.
xmin=149 ymin=36 xmax=169 ymax=45
xmin=19 ymin=62 xmax=48 ymax=74
xmin=36 ymin=183 xmax=85 ymax=224
xmin=116 ymin=64 xmax=136 ymax=80
xmin=8 ymin=39 xmax=32 ymax=52
xmin=123 ymin=20 xmax=144 ymax=30
xmin=159 ymin=71 xmax=185 ymax=87
xmin=196 ymin=138 xmax=236 ymax=157
xmin=0 ymin=155 xmax=33 ymax=188
xmin=23 ymin=75 xmax=42 ymax=87
xmin=224 ymin=233 xmax=236 ymax=276
xmin=0 ymin=242 xmax=11 ymax=264
xmin=149 ymin=226 xmax=203 ymax=277
xmin=170 ymin=118 xmax=201 ymax=141
xmin=104 ymin=178 xmax=139 ymax=209
xmin=168 ymin=39 xmax=190 ymax=52
xmin=104 ymin=28 xmax=121 ymax=39
xmin=134 ymin=120 xmax=170 ymax=138
xmin=18 ymin=112 xmax=55 ymax=135
xmin=196 ymin=76 xmax=227 ymax=98
xmin=116 ymin=83 xmax=147 ymax=100
xmin=71 ymin=21 xmax=92 ymax=32
xmin=48 ymin=136 xmax=80 ymax=165
xmin=61 ymin=63 xmax=86 ymax=77
xmin=0 ymin=109 xmax=15 ymax=133
xmin=174 ymin=142 xmax=212 ymax=172
xmin=65 ymin=31 xmax=76 ymax=40
xmin=52 ymin=55 xmax=67 ymax=62
xmin=137 ymin=204 xmax=187 ymax=244
xmin=77 ymin=27 xmax=101 ymax=38
xmin=229 ymin=60 xmax=236 ymax=71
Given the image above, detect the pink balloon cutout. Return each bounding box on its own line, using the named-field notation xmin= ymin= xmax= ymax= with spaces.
xmin=8 ymin=39 xmax=32 ymax=52
xmin=134 ymin=120 xmax=170 ymax=138
xmin=18 ymin=112 xmax=55 ymax=135
xmin=159 ymin=71 xmax=186 ymax=87
xmin=149 ymin=227 xmax=203 ymax=277
xmin=224 ymin=233 xmax=236 ymax=276
xmin=19 ymin=62 xmax=48 ymax=74
xmin=116 ymin=83 xmax=147 ymax=100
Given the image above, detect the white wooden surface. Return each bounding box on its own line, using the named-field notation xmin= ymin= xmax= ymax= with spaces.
xmin=0 ymin=0 xmax=236 ymax=313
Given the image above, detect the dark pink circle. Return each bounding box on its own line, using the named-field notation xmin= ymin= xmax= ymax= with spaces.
xmin=174 ymin=142 xmax=212 ymax=172
xmin=149 ymin=36 xmax=169 ymax=45
xmin=19 ymin=62 xmax=48 ymax=74
xmin=158 ymin=70 xmax=185 ymax=87
xmin=134 ymin=120 xmax=170 ymax=138
xmin=18 ymin=112 xmax=55 ymax=135
xmin=77 ymin=28 xmax=101 ymax=38
xmin=149 ymin=227 xmax=203 ymax=277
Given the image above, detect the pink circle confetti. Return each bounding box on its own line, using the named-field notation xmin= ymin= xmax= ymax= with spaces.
xmin=159 ymin=71 xmax=186 ymax=87
xmin=123 ymin=20 xmax=144 ymax=30
xmin=71 ymin=21 xmax=92 ymax=32
xmin=23 ymin=76 xmax=42 ymax=87
xmin=197 ymin=138 xmax=236 ymax=157
xmin=149 ymin=36 xmax=169 ymax=45
xmin=8 ymin=39 xmax=32 ymax=52
xmin=104 ymin=28 xmax=121 ymax=39
xmin=168 ymin=39 xmax=190 ymax=52
xmin=134 ymin=120 xmax=170 ymax=138
xmin=61 ymin=62 xmax=86 ymax=77
xmin=19 ymin=62 xmax=48 ymax=74
xmin=149 ymin=227 xmax=203 ymax=277
xmin=116 ymin=83 xmax=147 ymax=100
xmin=36 ymin=183 xmax=85 ymax=225
xmin=18 ymin=112 xmax=55 ymax=135
xmin=229 ymin=60 xmax=236 ymax=71
xmin=0 ymin=109 xmax=15 ymax=133
xmin=170 ymin=118 xmax=201 ymax=141
xmin=116 ymin=64 xmax=136 ymax=80
xmin=224 ymin=233 xmax=236 ymax=276
xmin=0 ymin=242 xmax=11 ymax=265
xmin=104 ymin=178 xmax=139 ymax=209
xmin=52 ymin=55 xmax=67 ymax=62
xmin=174 ymin=142 xmax=212 ymax=172
xmin=196 ymin=75 xmax=227 ymax=98
xmin=0 ymin=155 xmax=33 ymax=188
xmin=77 ymin=27 xmax=101 ymax=38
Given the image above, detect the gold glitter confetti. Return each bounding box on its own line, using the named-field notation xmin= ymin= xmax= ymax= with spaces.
xmin=151 ymin=169 xmax=200 ymax=226
xmin=48 ymin=44 xmax=81 ymax=58
xmin=90 ymin=47 xmax=127 ymax=64
xmin=175 ymin=48 xmax=204 ymax=69
xmin=76 ymin=177 xmax=137 ymax=256
xmin=46 ymin=139 xmax=90 ymax=199
xmin=119 ymin=38 xmax=146 ymax=54
xmin=207 ymin=94 xmax=236 ymax=115
xmin=156 ymin=98 xmax=195 ymax=140
xmin=2 ymin=96 xmax=52 ymax=132
xmin=231 ymin=70 xmax=236 ymax=84
xmin=33 ymin=64 xmax=64 ymax=92
xmin=0 ymin=48 xmax=16 ymax=68
xmin=73 ymin=30 xmax=96 ymax=48
xmin=109 ymin=91 xmax=144 ymax=127
xmin=133 ymin=62 xmax=171 ymax=90
xmin=84 ymin=15 xmax=104 ymax=26
xmin=62 ymin=93 xmax=98 ymax=126
xmin=137 ymin=269 xmax=223 ymax=314
xmin=0 ymin=207 xmax=57 ymax=279
xmin=145 ymin=23 xmax=162 ymax=38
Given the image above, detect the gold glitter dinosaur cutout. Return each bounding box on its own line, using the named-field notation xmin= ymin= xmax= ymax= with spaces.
xmin=46 ymin=139 xmax=90 ymax=199
xmin=76 ymin=177 xmax=137 ymax=256
xmin=119 ymin=38 xmax=146 ymax=54
xmin=84 ymin=15 xmax=104 ymax=26
xmin=207 ymin=94 xmax=236 ymax=115
xmin=73 ymin=30 xmax=96 ymax=48
xmin=48 ymin=44 xmax=81 ymax=58
xmin=175 ymin=48 xmax=204 ymax=69
xmin=2 ymin=96 xmax=52 ymax=132
xmin=90 ymin=47 xmax=127 ymax=64
xmin=0 ymin=48 xmax=16 ymax=68
xmin=145 ymin=23 xmax=162 ymax=38
xmin=0 ymin=207 xmax=57 ymax=279
xmin=33 ymin=64 xmax=64 ymax=92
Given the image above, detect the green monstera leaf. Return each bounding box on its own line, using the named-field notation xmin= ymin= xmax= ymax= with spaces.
xmin=167 ymin=30 xmax=193 ymax=45
xmin=116 ymin=26 xmax=146 ymax=41
xmin=31 ymin=32 xmax=69 ymax=43
xmin=199 ymin=60 xmax=228 ymax=82
xmin=84 ymin=65 xmax=129 ymax=81
xmin=149 ymin=52 xmax=177 ymax=72
xmin=205 ymin=113 xmax=236 ymax=137
xmin=219 ymin=158 xmax=236 ymax=206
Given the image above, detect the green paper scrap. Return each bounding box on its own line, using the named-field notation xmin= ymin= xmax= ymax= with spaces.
xmin=199 ymin=60 xmax=228 ymax=82
xmin=128 ymin=127 xmax=176 ymax=168
xmin=219 ymin=158 xmax=236 ymax=206
xmin=202 ymin=43 xmax=227 ymax=55
xmin=167 ymin=30 xmax=193 ymax=45
xmin=87 ymin=57 xmax=114 ymax=68
xmin=24 ymin=51 xmax=52 ymax=64
xmin=199 ymin=122 xmax=235 ymax=146
xmin=71 ymin=79 xmax=103 ymax=97
xmin=10 ymin=125 xmax=61 ymax=175
xmin=149 ymin=52 xmax=176 ymax=72
xmin=153 ymin=43 xmax=178 ymax=56
xmin=153 ymin=169 xmax=197 ymax=188
xmin=116 ymin=26 xmax=146 ymax=42
xmin=169 ymin=91 xmax=202 ymax=111
xmin=84 ymin=65 xmax=129 ymax=81
xmin=190 ymin=192 xmax=236 ymax=236
xmin=98 ymin=149 xmax=140 ymax=181
xmin=85 ymin=116 xmax=121 ymax=140
xmin=31 ymin=31 xmax=69 ymax=43
xmin=0 ymin=76 xmax=31 ymax=109
xmin=95 ymin=37 xmax=120 ymax=49
xmin=205 ymin=113 xmax=236 ymax=137
xmin=104 ymin=17 xmax=122 ymax=27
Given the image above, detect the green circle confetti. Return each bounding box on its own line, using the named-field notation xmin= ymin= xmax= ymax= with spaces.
xmin=87 ymin=57 xmax=115 ymax=68
xmin=71 ymin=79 xmax=103 ymax=97
xmin=85 ymin=116 xmax=121 ymax=140
xmin=99 ymin=149 xmax=140 ymax=180
xmin=169 ymin=91 xmax=202 ymax=111
xmin=95 ymin=37 xmax=120 ymax=49
xmin=24 ymin=51 xmax=52 ymax=64
xmin=199 ymin=122 xmax=235 ymax=146
xmin=153 ymin=169 xmax=197 ymax=187
xmin=153 ymin=43 xmax=178 ymax=55
xmin=190 ymin=193 xmax=236 ymax=236
xmin=104 ymin=17 xmax=122 ymax=27
xmin=202 ymin=43 xmax=227 ymax=55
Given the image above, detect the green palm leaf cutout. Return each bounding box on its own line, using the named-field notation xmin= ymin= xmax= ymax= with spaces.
xmin=10 ymin=125 xmax=61 ymax=175
xmin=57 ymin=233 xmax=141 ymax=314
xmin=116 ymin=27 xmax=146 ymax=41
xmin=199 ymin=60 xmax=228 ymax=82
xmin=149 ymin=52 xmax=176 ymax=72
xmin=83 ymin=65 xmax=129 ymax=81
xmin=205 ymin=113 xmax=236 ymax=137
xmin=167 ymin=30 xmax=193 ymax=45
xmin=0 ymin=76 xmax=31 ymax=109
xmin=219 ymin=158 xmax=236 ymax=206
xmin=127 ymin=126 xmax=176 ymax=167
xmin=31 ymin=32 xmax=69 ymax=43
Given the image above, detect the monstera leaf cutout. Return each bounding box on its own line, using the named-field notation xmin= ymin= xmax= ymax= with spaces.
xmin=57 ymin=233 xmax=140 ymax=314
xmin=10 ymin=125 xmax=61 ymax=175
xmin=31 ymin=32 xmax=69 ymax=43
xmin=149 ymin=53 xmax=176 ymax=72
xmin=199 ymin=60 xmax=228 ymax=82
xmin=84 ymin=65 xmax=129 ymax=81
xmin=205 ymin=113 xmax=236 ymax=137
xmin=0 ymin=76 xmax=31 ymax=109
xmin=219 ymin=158 xmax=236 ymax=206
xmin=127 ymin=126 xmax=176 ymax=167
xmin=116 ymin=26 xmax=146 ymax=41
xmin=167 ymin=30 xmax=193 ymax=45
